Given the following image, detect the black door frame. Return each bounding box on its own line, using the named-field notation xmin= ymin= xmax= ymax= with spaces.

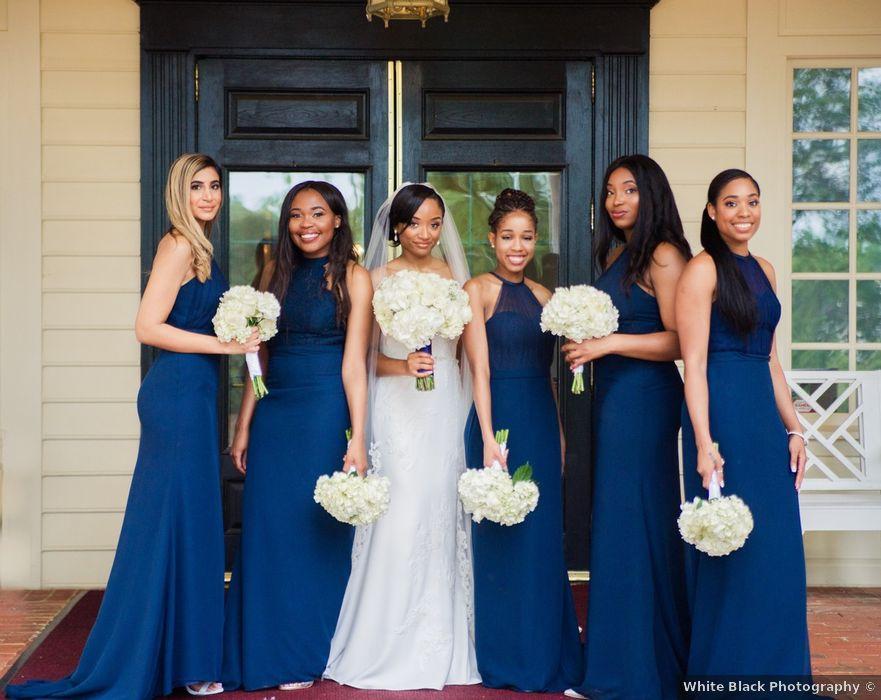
xmin=135 ymin=0 xmax=658 ymax=572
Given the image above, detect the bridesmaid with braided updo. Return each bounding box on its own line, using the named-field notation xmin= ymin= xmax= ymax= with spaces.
xmin=463 ymin=188 xmax=583 ymax=692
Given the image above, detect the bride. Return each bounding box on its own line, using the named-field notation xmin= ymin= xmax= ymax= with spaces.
xmin=323 ymin=183 xmax=481 ymax=690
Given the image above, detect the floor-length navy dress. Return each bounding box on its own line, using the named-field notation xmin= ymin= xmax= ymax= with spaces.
xmin=222 ymin=255 xmax=353 ymax=690
xmin=7 ymin=261 xmax=228 ymax=700
xmin=464 ymin=273 xmax=583 ymax=692
xmin=681 ymin=252 xmax=810 ymax=680
xmin=574 ymin=249 xmax=690 ymax=700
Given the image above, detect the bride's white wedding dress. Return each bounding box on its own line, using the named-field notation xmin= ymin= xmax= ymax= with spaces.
xmin=323 ymin=334 xmax=481 ymax=690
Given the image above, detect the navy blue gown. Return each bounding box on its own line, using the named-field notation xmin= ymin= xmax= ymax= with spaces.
xmin=8 ymin=262 xmax=228 ymax=699
xmin=464 ymin=273 xmax=583 ymax=692
xmin=575 ymin=249 xmax=690 ymax=700
xmin=222 ymin=255 xmax=353 ymax=690
xmin=681 ymin=252 xmax=810 ymax=680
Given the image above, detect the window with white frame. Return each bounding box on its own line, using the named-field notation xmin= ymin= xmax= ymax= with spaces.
xmin=790 ymin=65 xmax=881 ymax=371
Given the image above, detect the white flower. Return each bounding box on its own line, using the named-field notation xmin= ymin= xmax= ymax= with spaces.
xmin=458 ymin=464 xmax=539 ymax=527
xmin=540 ymin=284 xmax=619 ymax=342
xmin=373 ymin=270 xmax=472 ymax=351
xmin=314 ymin=470 xmax=391 ymax=526
xmin=678 ymin=494 xmax=754 ymax=556
xmin=212 ymin=285 xmax=281 ymax=343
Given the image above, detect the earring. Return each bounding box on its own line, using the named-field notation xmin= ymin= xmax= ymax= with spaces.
xmin=393 ymin=231 xmax=399 ymax=243
xmin=491 ymin=244 xmax=495 ymax=249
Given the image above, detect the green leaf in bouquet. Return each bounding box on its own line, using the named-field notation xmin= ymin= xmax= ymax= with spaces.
xmin=346 ymin=427 xmax=353 ymax=442
xmin=511 ymin=462 xmax=533 ymax=484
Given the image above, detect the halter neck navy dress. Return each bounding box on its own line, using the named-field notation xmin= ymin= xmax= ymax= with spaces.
xmin=574 ymin=248 xmax=690 ymax=700
xmin=681 ymin=253 xmax=810 ymax=680
xmin=464 ymin=273 xmax=583 ymax=692
xmin=222 ymin=256 xmax=353 ymax=690
xmin=8 ymin=261 xmax=228 ymax=699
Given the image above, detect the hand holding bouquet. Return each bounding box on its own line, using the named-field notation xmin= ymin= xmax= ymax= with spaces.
xmin=314 ymin=429 xmax=391 ymax=526
xmin=213 ymin=285 xmax=280 ymax=398
xmin=678 ymin=445 xmax=754 ymax=556
xmin=458 ymin=430 xmax=540 ymax=526
xmin=372 ymin=270 xmax=472 ymax=391
xmin=540 ymin=285 xmax=618 ymax=394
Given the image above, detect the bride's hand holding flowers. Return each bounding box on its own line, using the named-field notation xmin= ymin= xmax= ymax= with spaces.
xmin=343 ymin=435 xmax=369 ymax=477
xmin=404 ymin=350 xmax=435 ymax=378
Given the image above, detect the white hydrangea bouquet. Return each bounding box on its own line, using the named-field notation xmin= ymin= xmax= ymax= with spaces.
xmin=458 ymin=430 xmax=540 ymax=526
xmin=212 ymin=285 xmax=280 ymax=398
xmin=540 ymin=284 xmax=619 ymax=394
xmin=314 ymin=430 xmax=391 ymax=526
xmin=678 ymin=446 xmax=754 ymax=556
xmin=372 ymin=269 xmax=472 ymax=391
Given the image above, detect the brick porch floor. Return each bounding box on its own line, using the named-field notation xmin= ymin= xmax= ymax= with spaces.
xmin=1 ymin=588 xmax=879 ymax=680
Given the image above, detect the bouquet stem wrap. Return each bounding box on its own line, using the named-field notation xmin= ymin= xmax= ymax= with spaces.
xmin=417 ymin=342 xmax=434 ymax=392
xmin=570 ymin=364 xmax=585 ymax=395
xmin=244 ymin=350 xmax=267 ymax=399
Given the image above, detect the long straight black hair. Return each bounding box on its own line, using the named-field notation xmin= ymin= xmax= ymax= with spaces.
xmin=701 ymin=168 xmax=761 ymax=335
xmin=269 ymin=180 xmax=357 ymax=327
xmin=595 ymin=154 xmax=692 ymax=290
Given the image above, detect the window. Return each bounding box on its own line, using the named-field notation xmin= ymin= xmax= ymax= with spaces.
xmin=790 ymin=64 xmax=881 ymax=371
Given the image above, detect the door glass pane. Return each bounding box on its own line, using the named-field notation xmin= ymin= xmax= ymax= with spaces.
xmin=792 ymin=280 xmax=849 ymax=342
xmin=793 ymin=68 xmax=851 ymax=132
xmin=857 ymin=350 xmax=881 ymax=370
xmin=227 ymin=171 xmax=366 ymax=435
xmin=426 ymin=171 xmax=562 ymax=288
xmin=792 ymin=139 xmax=850 ymax=202
xmin=857 ymin=210 xmax=881 ymax=272
xmin=791 ymin=209 xmax=849 ymax=272
xmin=857 ymin=139 xmax=881 ymax=201
xmin=858 ymin=67 xmax=881 ymax=132
xmin=857 ymin=280 xmax=881 ymax=342
xmin=792 ymin=349 xmax=849 ymax=371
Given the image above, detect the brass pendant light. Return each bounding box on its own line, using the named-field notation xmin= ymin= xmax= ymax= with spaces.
xmin=366 ymin=0 xmax=451 ymax=28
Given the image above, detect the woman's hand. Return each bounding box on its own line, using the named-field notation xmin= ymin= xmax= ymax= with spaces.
xmin=697 ymin=442 xmax=724 ymax=491
xmin=224 ymin=329 xmax=261 ymax=355
xmin=343 ymin=438 xmax=369 ymax=477
xmin=404 ymin=351 xmax=434 ymax=378
xmin=230 ymin=425 xmax=250 ymax=475
xmin=789 ymin=434 xmax=807 ymax=491
xmin=483 ymin=436 xmax=507 ymax=470
xmin=561 ymin=335 xmax=614 ymax=369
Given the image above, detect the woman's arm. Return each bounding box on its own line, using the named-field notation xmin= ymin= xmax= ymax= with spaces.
xmin=758 ymin=258 xmax=806 ymax=490
xmin=135 ymin=234 xmax=258 ymax=355
xmin=462 ymin=278 xmax=506 ymax=468
xmin=229 ymin=260 xmax=275 ymax=475
xmin=562 ymin=243 xmax=687 ymax=365
xmin=342 ymin=264 xmax=373 ymax=476
xmin=676 ymin=254 xmax=724 ymax=489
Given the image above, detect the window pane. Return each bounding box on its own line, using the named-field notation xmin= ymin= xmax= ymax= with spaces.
xmin=857 ymin=210 xmax=881 ymax=272
xmin=792 ymin=139 xmax=850 ymax=202
xmin=858 ymin=67 xmax=881 ymax=132
xmin=857 ymin=139 xmax=881 ymax=202
xmin=792 ymin=280 xmax=849 ymax=342
xmin=857 ymin=280 xmax=881 ymax=342
xmin=857 ymin=350 xmax=881 ymax=370
xmin=227 ymin=171 xmax=366 ymax=436
xmin=792 ymin=349 xmax=849 ymax=370
xmin=791 ymin=209 xmax=849 ymax=272
xmin=793 ymin=68 xmax=851 ymax=132
xmin=427 ymin=171 xmax=561 ymax=286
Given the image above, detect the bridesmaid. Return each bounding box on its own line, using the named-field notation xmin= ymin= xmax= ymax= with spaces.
xmin=7 ymin=153 xmax=259 ymax=699
xmin=675 ymin=169 xmax=810 ymax=678
xmin=222 ymin=181 xmax=372 ymax=692
xmin=463 ymin=188 xmax=583 ymax=692
xmin=563 ymin=155 xmax=692 ymax=700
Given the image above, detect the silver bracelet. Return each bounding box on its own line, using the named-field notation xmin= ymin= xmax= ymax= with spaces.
xmin=787 ymin=430 xmax=807 ymax=444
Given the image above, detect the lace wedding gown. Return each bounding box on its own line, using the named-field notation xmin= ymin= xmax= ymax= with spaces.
xmin=324 ymin=335 xmax=481 ymax=690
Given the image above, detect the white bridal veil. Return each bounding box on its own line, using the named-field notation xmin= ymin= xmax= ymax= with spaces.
xmin=362 ymin=182 xmax=473 ymax=460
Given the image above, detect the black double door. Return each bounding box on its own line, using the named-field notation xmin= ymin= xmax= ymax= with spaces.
xmin=198 ymin=57 xmax=594 ymax=572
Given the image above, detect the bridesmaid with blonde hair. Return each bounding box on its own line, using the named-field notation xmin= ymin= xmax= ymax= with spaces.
xmin=7 ymin=153 xmax=259 ymax=699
